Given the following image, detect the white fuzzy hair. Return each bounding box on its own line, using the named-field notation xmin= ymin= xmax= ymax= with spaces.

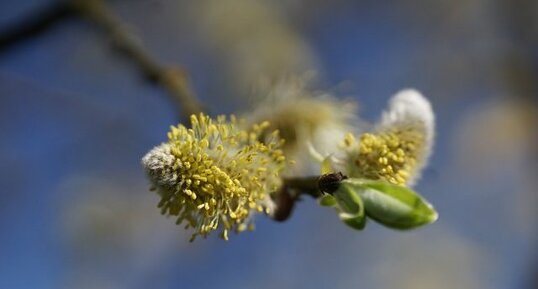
xmin=381 ymin=89 xmax=435 ymax=185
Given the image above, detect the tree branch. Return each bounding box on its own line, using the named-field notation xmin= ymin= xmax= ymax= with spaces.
xmin=271 ymin=173 xmax=346 ymax=222
xmin=0 ymin=2 xmax=74 ymax=51
xmin=271 ymin=176 xmax=321 ymax=222
xmin=0 ymin=0 xmax=203 ymax=123
xmin=73 ymin=0 xmax=203 ymax=122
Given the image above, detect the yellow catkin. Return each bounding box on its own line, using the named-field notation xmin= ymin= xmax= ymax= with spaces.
xmin=348 ymin=129 xmax=425 ymax=185
xmin=146 ymin=113 xmax=286 ymax=241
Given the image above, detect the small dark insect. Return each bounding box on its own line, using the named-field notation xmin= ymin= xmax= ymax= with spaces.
xmin=318 ymin=172 xmax=347 ymax=194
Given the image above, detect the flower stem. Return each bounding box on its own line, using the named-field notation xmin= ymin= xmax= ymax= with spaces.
xmin=283 ymin=176 xmax=323 ymax=198
xmin=271 ymin=176 xmax=319 ymax=222
xmin=271 ymin=173 xmax=346 ymax=222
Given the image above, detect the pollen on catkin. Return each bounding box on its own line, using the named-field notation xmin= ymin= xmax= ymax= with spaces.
xmin=343 ymin=130 xmax=423 ymax=185
xmin=341 ymin=89 xmax=434 ymax=186
xmin=142 ymin=113 xmax=286 ymax=241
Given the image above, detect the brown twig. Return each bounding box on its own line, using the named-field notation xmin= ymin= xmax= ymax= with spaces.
xmin=0 ymin=2 xmax=74 ymax=51
xmin=0 ymin=0 xmax=203 ymax=122
xmin=271 ymin=176 xmax=321 ymax=221
xmin=73 ymin=0 xmax=203 ymax=122
xmin=272 ymin=173 xmax=346 ymax=222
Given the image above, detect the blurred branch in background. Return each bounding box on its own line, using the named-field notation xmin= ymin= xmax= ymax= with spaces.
xmin=0 ymin=1 xmax=75 ymax=50
xmin=0 ymin=0 xmax=203 ymax=122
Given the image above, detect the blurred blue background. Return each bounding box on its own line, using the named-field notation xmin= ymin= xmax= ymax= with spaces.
xmin=1 ymin=1 xmax=537 ymax=289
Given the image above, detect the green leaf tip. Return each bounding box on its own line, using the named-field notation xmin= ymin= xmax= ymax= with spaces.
xmin=318 ymin=194 xmax=337 ymax=207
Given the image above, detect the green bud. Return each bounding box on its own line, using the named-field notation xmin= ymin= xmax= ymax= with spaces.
xmin=342 ymin=179 xmax=438 ymax=229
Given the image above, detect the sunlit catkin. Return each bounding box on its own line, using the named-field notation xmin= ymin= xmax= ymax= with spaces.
xmin=142 ymin=113 xmax=286 ymax=241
